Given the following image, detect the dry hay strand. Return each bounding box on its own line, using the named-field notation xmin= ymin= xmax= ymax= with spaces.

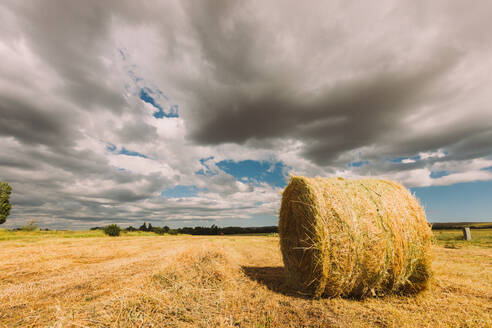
xmin=153 ymin=246 xmax=238 ymax=291
xmin=279 ymin=176 xmax=432 ymax=298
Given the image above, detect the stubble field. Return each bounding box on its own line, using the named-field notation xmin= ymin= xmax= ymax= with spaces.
xmin=0 ymin=229 xmax=491 ymax=327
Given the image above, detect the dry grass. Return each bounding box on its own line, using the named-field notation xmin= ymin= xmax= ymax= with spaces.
xmin=279 ymin=176 xmax=432 ymax=298
xmin=0 ymin=233 xmax=491 ymax=327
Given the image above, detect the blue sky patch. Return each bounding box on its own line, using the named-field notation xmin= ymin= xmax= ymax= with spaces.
xmin=388 ymin=155 xmax=421 ymax=163
xmin=161 ymin=185 xmax=202 ymax=198
xmin=411 ymin=180 xmax=492 ymax=221
xmin=348 ymin=160 xmax=369 ymax=167
xmin=200 ymin=156 xmax=215 ymax=164
xmin=107 ymin=144 xmax=149 ymax=158
xmin=106 ymin=144 xmax=117 ymax=152
xmin=195 ymin=157 xmax=217 ymax=176
xmin=119 ymin=49 xmax=178 ymax=119
xmin=195 ymin=169 xmax=208 ymax=176
xmin=430 ymin=170 xmax=450 ymax=179
xmin=118 ymin=147 xmax=148 ymax=158
xmin=216 ymin=160 xmax=288 ymax=188
xmin=388 ymin=156 xmax=406 ymax=163
xmin=481 ymin=166 xmax=492 ymax=172
xmin=139 ymin=88 xmax=179 ymax=119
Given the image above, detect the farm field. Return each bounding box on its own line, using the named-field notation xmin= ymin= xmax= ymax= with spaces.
xmin=0 ymin=230 xmax=491 ymax=327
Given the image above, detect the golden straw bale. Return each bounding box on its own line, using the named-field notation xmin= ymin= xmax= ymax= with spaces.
xmin=279 ymin=176 xmax=432 ymax=298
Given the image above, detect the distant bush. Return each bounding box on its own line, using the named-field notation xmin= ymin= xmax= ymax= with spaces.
xmin=152 ymin=227 xmax=167 ymax=235
xmin=168 ymin=229 xmax=178 ymax=235
xmin=21 ymin=220 xmax=39 ymax=231
xmin=104 ymin=224 xmax=121 ymax=237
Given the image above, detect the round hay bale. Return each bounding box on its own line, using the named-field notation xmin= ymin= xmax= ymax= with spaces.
xmin=279 ymin=176 xmax=432 ymax=298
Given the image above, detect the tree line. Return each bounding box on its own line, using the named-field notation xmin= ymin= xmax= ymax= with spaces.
xmin=93 ymin=223 xmax=278 ymax=235
xmin=431 ymin=222 xmax=492 ymax=230
xmin=177 ymin=224 xmax=278 ymax=235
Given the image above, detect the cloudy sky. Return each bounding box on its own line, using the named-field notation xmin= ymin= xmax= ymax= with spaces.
xmin=1 ymin=1 xmax=492 ymax=229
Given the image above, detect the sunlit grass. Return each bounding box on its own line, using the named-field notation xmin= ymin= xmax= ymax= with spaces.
xmin=433 ymin=228 xmax=492 ymax=248
xmin=0 ymin=228 xmax=161 ymax=241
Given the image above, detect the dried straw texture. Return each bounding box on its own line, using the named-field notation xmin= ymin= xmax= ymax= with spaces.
xmin=279 ymin=176 xmax=432 ymax=298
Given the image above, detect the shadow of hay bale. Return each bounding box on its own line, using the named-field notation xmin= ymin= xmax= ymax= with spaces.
xmin=241 ymin=266 xmax=312 ymax=299
xmin=242 ymin=266 xmax=424 ymax=300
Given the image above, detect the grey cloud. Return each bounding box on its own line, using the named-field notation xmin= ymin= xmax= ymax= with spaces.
xmin=92 ymin=188 xmax=148 ymax=203
xmin=190 ymin=54 xmax=459 ymax=165
xmin=445 ymin=130 xmax=492 ymax=162
xmin=0 ymin=95 xmax=76 ymax=148
xmin=117 ymin=121 xmax=158 ymax=144
xmin=0 ymin=155 xmax=37 ymax=170
xmin=177 ymin=0 xmax=491 ymax=166
xmin=176 ymin=1 xmax=492 ymax=168
xmin=5 ymin=1 xmax=126 ymax=111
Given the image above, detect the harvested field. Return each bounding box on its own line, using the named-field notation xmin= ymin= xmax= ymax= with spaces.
xmin=0 ymin=232 xmax=491 ymax=327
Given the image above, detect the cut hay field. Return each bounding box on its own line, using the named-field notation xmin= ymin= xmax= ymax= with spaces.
xmin=0 ymin=230 xmax=491 ymax=327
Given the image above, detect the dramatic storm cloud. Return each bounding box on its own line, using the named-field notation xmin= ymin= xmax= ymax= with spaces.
xmin=1 ymin=0 xmax=491 ymax=228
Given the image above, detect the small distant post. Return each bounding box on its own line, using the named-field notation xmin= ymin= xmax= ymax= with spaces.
xmin=462 ymin=227 xmax=472 ymax=241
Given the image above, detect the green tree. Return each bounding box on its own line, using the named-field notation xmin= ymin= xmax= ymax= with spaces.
xmin=0 ymin=181 xmax=12 ymax=225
